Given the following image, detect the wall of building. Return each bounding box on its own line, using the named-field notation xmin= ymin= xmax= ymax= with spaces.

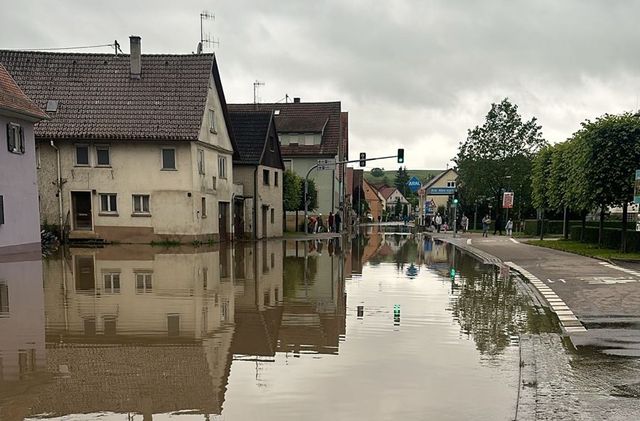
xmin=284 ymin=157 xmax=338 ymax=215
xmin=363 ymin=182 xmax=383 ymax=222
xmin=234 ymin=165 xmax=283 ymax=239
xmin=424 ymin=171 xmax=458 ymax=214
xmin=0 ymin=115 xmax=41 ymax=253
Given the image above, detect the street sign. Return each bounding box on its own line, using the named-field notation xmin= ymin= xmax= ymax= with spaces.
xmin=429 ymin=187 xmax=455 ymax=195
xmin=407 ymin=176 xmax=421 ymax=193
xmin=502 ymin=192 xmax=514 ymax=209
xmin=317 ymin=159 xmax=335 ymax=165
xmin=317 ymin=165 xmax=333 ymax=171
xmin=424 ymin=199 xmax=436 ymax=215
xmin=635 ymin=170 xmax=640 ymax=204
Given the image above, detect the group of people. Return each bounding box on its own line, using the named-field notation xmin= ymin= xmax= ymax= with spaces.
xmin=308 ymin=211 xmax=342 ymax=234
xmin=481 ymin=214 xmax=513 ymax=237
xmin=430 ymin=213 xmax=470 ymax=233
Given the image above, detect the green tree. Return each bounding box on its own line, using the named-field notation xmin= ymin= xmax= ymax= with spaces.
xmin=302 ymin=178 xmax=319 ymax=211
xmin=454 ymin=98 xmax=548 ymax=220
xmin=531 ymin=145 xmax=553 ymax=239
xmin=394 ymin=198 xmax=402 ymax=217
xmin=283 ymin=170 xmax=301 ymax=212
xmin=371 ymin=167 xmax=385 ymax=177
xmin=394 ymin=166 xmax=410 ymax=196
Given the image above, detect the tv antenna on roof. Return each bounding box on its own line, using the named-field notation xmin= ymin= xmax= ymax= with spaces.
xmin=198 ymin=10 xmax=219 ymax=53
xmin=254 ymin=80 xmax=265 ymax=105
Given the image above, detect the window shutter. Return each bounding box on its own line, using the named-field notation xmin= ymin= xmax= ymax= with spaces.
xmin=19 ymin=127 xmax=25 ymax=153
xmin=6 ymin=124 xmax=13 ymax=152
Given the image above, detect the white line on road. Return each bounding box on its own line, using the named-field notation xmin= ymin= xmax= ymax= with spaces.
xmin=466 ymin=239 xmax=472 ymax=245
xmin=510 ymin=238 xmax=519 ymax=244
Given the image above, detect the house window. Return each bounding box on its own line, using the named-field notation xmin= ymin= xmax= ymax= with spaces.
xmin=201 ymin=197 xmax=207 ymax=218
xmin=96 ymin=145 xmax=110 ymax=166
xmin=218 ymin=155 xmax=227 ymax=179
xmin=6 ymin=123 xmax=24 ymax=154
xmin=271 ymin=208 xmax=274 ymax=224
xmin=103 ymin=272 xmax=120 ymax=293
xmin=447 ymin=180 xmax=456 ymax=188
xmin=135 ymin=272 xmax=153 ymax=293
xmin=263 ymin=169 xmax=270 ymax=185
xmin=0 ymin=281 xmax=8 ymax=315
xmin=209 ymin=109 xmax=216 ymax=132
xmin=274 ymin=171 xmax=279 ymax=187
xmin=99 ymin=194 xmax=117 ymax=214
xmin=197 ymin=149 xmax=205 ymax=175
xmin=162 ymin=148 xmax=176 ymax=170
xmin=0 ymin=196 xmax=4 ymax=225
xmin=132 ymin=194 xmax=150 ymax=214
xmin=75 ymin=145 xmax=89 ymax=166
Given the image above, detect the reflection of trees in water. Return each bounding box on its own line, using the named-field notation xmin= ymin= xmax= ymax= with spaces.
xmin=394 ymin=237 xmax=417 ymax=271
xmin=450 ymin=266 xmax=530 ymax=356
xmin=283 ymin=256 xmax=318 ymax=298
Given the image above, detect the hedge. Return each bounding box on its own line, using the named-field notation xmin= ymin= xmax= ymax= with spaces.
xmin=570 ymin=226 xmax=640 ymax=252
xmin=523 ymin=219 xmax=636 ymax=236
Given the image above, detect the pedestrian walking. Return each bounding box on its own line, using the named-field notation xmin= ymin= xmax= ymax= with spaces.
xmin=317 ymin=213 xmax=324 ymax=233
xmin=506 ymin=219 xmax=513 ymax=236
xmin=435 ymin=213 xmax=442 ymax=233
xmin=461 ymin=214 xmax=469 ymax=233
xmin=482 ymin=214 xmax=491 ymax=237
xmin=493 ymin=213 xmax=503 ymax=235
xmin=335 ymin=212 xmax=342 ymax=233
xmin=328 ymin=212 xmax=335 ymax=232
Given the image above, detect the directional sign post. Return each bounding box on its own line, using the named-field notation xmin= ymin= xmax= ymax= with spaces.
xmin=502 ymin=192 xmax=514 ymax=209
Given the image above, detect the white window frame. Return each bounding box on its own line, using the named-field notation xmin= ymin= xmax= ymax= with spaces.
xmin=218 ymin=155 xmax=227 ymax=179
xmin=209 ymin=109 xmax=216 ymax=133
xmin=135 ymin=271 xmax=153 ymax=293
xmin=447 ymin=180 xmax=456 ymax=188
xmin=103 ymin=272 xmax=121 ymax=294
xmin=6 ymin=123 xmax=24 ymax=155
xmin=161 ymin=148 xmax=176 ymax=170
xmin=99 ymin=193 xmax=118 ymax=214
xmin=75 ymin=144 xmax=90 ymax=166
xmin=132 ymin=194 xmax=150 ymax=215
xmin=95 ymin=145 xmax=111 ymax=167
xmin=197 ymin=149 xmax=205 ymax=175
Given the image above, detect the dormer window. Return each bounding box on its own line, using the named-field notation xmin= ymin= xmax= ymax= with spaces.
xmin=6 ymin=123 xmax=24 ymax=155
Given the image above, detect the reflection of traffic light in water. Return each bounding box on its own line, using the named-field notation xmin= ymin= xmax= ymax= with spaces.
xmin=393 ymin=304 xmax=401 ymax=325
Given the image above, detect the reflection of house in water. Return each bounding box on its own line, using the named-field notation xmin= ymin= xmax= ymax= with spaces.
xmin=0 ymin=253 xmax=45 ymax=383
xmin=34 ymin=245 xmax=236 ymax=418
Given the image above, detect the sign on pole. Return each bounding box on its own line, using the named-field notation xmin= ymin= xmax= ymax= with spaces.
xmin=635 ymin=170 xmax=640 ymax=204
xmin=407 ymin=176 xmax=421 ymax=193
xmin=317 ymin=159 xmax=335 ymax=165
xmin=502 ymin=192 xmax=514 ymax=209
xmin=429 ymin=187 xmax=456 ymax=195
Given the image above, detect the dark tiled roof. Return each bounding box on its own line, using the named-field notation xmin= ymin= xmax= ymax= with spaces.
xmin=0 ymin=63 xmax=48 ymax=120
xmin=228 ymin=101 xmax=342 ymax=157
xmin=0 ymin=50 xmax=217 ymax=141
xmin=229 ymin=111 xmax=272 ymax=165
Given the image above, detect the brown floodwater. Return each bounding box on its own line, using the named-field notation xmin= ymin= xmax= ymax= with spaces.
xmin=0 ymin=229 xmax=557 ymax=420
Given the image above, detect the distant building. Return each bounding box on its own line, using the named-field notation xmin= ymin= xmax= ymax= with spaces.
xmin=0 ymin=37 xmax=239 ymax=244
xmin=418 ymin=168 xmax=458 ymax=217
xmin=362 ymin=179 xmax=384 ymax=222
xmin=229 ymin=110 xmax=285 ymax=239
xmin=377 ymin=186 xmax=410 ymax=214
xmin=0 ymin=63 xmax=48 ymax=255
xmin=229 ymin=101 xmax=348 ymax=223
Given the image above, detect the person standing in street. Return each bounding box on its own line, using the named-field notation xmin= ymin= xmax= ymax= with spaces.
xmin=506 ymin=219 xmax=513 ymax=237
xmin=335 ymin=211 xmax=342 ymax=233
xmin=461 ymin=214 xmax=469 ymax=233
xmin=493 ymin=213 xmax=503 ymax=235
xmin=328 ymin=212 xmax=335 ymax=232
xmin=482 ymin=214 xmax=491 ymax=237
xmin=435 ymin=213 xmax=442 ymax=233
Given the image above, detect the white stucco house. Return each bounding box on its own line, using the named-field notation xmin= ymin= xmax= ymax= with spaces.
xmin=0 ymin=37 xmax=239 ymax=243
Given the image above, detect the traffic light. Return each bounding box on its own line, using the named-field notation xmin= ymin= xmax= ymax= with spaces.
xmin=397 ymin=148 xmax=404 ymax=163
xmin=450 ymin=267 xmax=456 ymax=280
xmin=359 ymin=152 xmax=366 ymax=167
xmin=452 ymin=191 xmax=459 ymax=206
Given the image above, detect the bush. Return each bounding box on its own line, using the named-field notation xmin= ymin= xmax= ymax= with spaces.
xmin=570 ymin=226 xmax=640 ymax=252
xmin=523 ymin=219 xmax=636 ymax=236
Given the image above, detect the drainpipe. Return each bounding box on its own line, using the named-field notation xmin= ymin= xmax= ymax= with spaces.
xmin=50 ymin=140 xmax=64 ymax=239
xmin=253 ymin=167 xmax=259 ymax=240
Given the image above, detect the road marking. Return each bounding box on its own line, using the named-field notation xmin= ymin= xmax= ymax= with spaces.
xmin=504 ymin=261 xmax=587 ymax=333
xmin=467 ymin=239 xmax=472 ymax=245
xmin=510 ymin=238 xmax=519 ymax=244
xmin=598 ymin=262 xmax=640 ymax=278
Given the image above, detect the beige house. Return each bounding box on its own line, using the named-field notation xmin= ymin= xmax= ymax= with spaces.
xmin=418 ymin=168 xmax=459 ymax=217
xmin=229 ymin=111 xmax=284 ymax=239
xmin=0 ymin=37 xmax=239 ymax=244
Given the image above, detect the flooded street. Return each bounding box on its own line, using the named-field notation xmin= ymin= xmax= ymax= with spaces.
xmin=1 ymin=228 xmax=638 ymax=420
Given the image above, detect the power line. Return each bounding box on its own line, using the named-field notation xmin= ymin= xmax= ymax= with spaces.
xmin=17 ymin=43 xmax=117 ymax=52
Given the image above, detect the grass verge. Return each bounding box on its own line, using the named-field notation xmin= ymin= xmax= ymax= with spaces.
xmin=528 ymin=239 xmax=640 ymax=261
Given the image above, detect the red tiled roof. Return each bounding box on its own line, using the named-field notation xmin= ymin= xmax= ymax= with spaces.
xmin=229 ymin=101 xmax=342 ymax=157
xmin=378 ymin=186 xmax=397 ymax=200
xmin=0 ymin=50 xmax=218 ymax=141
xmin=0 ymin=63 xmax=48 ymax=120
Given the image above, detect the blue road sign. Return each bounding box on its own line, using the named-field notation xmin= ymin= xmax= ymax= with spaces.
xmin=407 ymin=176 xmax=421 ymax=193
xmin=429 ymin=187 xmax=456 ymax=195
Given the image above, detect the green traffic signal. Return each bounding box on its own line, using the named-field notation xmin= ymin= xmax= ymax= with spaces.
xmin=449 ymin=267 xmax=456 ymax=279
xmin=397 ymin=148 xmax=404 ymax=163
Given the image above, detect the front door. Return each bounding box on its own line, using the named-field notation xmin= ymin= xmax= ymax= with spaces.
xmin=262 ymin=206 xmax=268 ymax=239
xmin=218 ymin=202 xmax=229 ymax=242
xmin=72 ymin=192 xmax=92 ymax=231
xmin=234 ymin=200 xmax=244 ymax=239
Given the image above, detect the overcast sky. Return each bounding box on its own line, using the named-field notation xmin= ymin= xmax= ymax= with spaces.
xmin=3 ymin=0 xmax=640 ymax=169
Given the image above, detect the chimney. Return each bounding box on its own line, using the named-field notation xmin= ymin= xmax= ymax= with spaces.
xmin=129 ymin=36 xmax=141 ymax=79
xmin=293 ymin=97 xmax=301 ymax=103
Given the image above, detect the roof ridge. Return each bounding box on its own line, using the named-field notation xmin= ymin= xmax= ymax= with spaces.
xmin=0 ymin=49 xmax=214 ymax=58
